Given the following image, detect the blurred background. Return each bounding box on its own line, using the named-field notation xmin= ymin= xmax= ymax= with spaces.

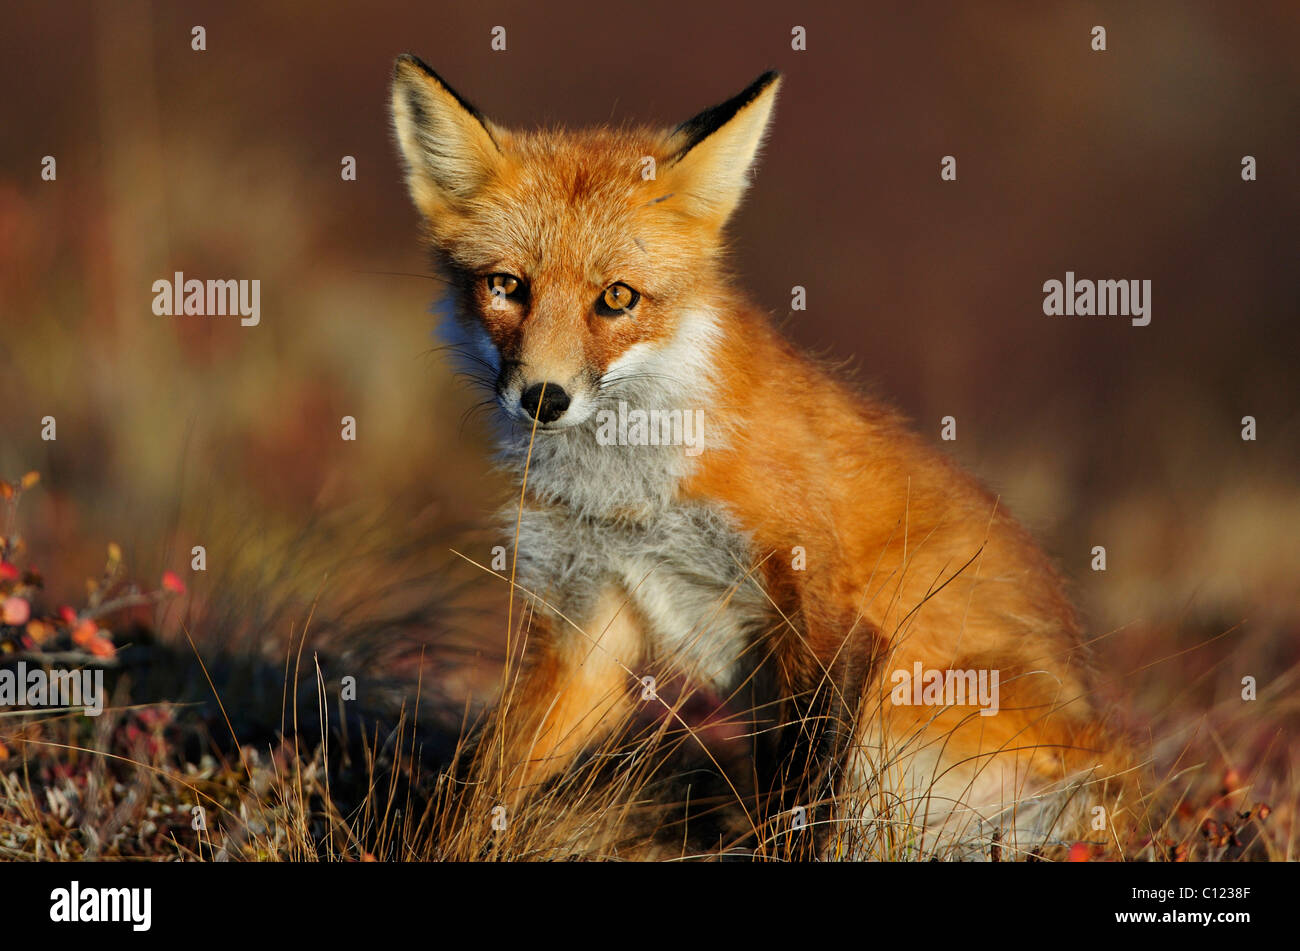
xmin=0 ymin=1 xmax=1296 ymax=795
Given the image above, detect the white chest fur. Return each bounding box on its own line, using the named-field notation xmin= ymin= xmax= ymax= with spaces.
xmin=482 ymin=307 xmax=770 ymax=687
xmin=508 ymin=492 xmax=770 ymax=690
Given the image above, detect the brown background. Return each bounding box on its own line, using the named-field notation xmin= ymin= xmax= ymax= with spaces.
xmin=0 ymin=1 xmax=1297 ymax=759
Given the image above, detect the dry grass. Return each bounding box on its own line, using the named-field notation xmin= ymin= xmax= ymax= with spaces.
xmin=2 ymin=1 xmax=1292 ymax=862
xmin=1 ymin=470 xmax=1294 ymax=863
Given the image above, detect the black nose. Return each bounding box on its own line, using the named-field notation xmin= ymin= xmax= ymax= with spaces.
xmin=519 ymin=383 xmax=571 ymax=423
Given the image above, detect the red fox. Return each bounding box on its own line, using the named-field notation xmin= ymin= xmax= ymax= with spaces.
xmin=390 ymin=55 xmax=1134 ymax=859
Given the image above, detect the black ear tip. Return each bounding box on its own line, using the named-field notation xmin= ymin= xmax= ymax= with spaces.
xmin=670 ymin=69 xmax=784 ymax=159
xmin=734 ymin=69 xmax=781 ymax=106
xmin=388 ymin=57 xmax=498 ymax=146
xmin=394 ymin=53 xmax=436 ymax=80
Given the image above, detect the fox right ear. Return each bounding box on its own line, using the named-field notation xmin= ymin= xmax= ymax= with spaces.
xmin=662 ymin=71 xmax=781 ymax=227
xmin=390 ymin=55 xmax=504 ymax=217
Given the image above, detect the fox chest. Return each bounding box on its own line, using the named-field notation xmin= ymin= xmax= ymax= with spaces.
xmin=510 ymin=500 xmax=771 ymax=689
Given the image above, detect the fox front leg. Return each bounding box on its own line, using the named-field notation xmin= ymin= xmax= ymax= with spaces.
xmin=490 ymin=588 xmax=647 ymax=807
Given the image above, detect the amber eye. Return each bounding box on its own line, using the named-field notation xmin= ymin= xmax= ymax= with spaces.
xmin=596 ymin=282 xmax=640 ymax=316
xmin=486 ymin=273 xmax=522 ymax=301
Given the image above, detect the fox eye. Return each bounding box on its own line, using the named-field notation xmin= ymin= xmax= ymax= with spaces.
xmin=596 ymin=282 xmax=640 ymax=316
xmin=486 ymin=273 xmax=523 ymax=302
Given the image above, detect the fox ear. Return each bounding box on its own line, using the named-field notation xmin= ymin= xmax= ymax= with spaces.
xmin=662 ymin=71 xmax=781 ymax=226
xmin=390 ymin=55 xmax=503 ymax=218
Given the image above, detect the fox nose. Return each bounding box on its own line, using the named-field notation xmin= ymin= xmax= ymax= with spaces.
xmin=519 ymin=382 xmax=571 ymax=423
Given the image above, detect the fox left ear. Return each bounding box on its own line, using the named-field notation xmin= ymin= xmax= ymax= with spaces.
xmin=662 ymin=71 xmax=781 ymax=227
xmin=390 ymin=55 xmax=505 ymax=220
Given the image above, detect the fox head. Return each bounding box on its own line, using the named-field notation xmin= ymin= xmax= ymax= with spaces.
xmin=390 ymin=56 xmax=780 ymax=430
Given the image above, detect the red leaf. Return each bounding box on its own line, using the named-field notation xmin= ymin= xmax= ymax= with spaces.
xmin=2 ymin=596 xmax=30 ymax=626
xmin=86 ymin=633 xmax=116 ymax=658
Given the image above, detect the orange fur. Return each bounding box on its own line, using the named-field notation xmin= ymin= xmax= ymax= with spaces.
xmin=390 ymin=56 xmax=1135 ymax=857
